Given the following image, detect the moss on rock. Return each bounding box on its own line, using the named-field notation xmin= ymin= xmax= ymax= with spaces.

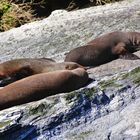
xmin=28 ymin=102 xmax=54 ymax=116
xmin=0 ymin=120 xmax=12 ymax=128
xmin=98 ymin=78 xmax=122 ymax=90
xmin=121 ymin=67 xmax=140 ymax=84
xmin=83 ymin=87 xmax=97 ymax=100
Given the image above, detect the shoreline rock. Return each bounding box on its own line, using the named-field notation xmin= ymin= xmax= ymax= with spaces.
xmin=0 ymin=0 xmax=140 ymax=139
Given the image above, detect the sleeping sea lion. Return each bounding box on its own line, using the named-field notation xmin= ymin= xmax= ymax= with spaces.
xmin=0 ymin=68 xmax=88 ymax=110
xmin=0 ymin=58 xmax=84 ymax=86
xmin=65 ymin=31 xmax=140 ymax=66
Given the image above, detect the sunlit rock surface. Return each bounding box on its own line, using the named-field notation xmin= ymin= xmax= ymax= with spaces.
xmin=0 ymin=0 xmax=139 ymax=62
xmin=0 ymin=66 xmax=140 ymax=140
xmin=0 ymin=0 xmax=140 ymax=139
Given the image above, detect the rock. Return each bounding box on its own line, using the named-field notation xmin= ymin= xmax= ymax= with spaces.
xmin=0 ymin=0 xmax=139 ymax=62
xmin=0 ymin=66 xmax=140 ymax=139
xmin=0 ymin=0 xmax=140 ymax=139
xmin=87 ymin=51 xmax=140 ymax=78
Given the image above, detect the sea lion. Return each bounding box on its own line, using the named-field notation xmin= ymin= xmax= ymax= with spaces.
xmin=0 ymin=58 xmax=84 ymax=86
xmin=65 ymin=31 xmax=140 ymax=66
xmin=0 ymin=68 xmax=88 ymax=110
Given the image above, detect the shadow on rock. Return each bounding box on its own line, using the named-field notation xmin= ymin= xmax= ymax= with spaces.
xmin=92 ymin=91 xmax=110 ymax=105
xmin=42 ymin=93 xmax=92 ymax=131
xmin=0 ymin=124 xmax=39 ymax=140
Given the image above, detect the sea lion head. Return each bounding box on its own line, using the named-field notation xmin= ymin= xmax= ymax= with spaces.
xmin=127 ymin=32 xmax=140 ymax=51
xmin=0 ymin=64 xmax=33 ymax=87
xmin=71 ymin=68 xmax=89 ymax=87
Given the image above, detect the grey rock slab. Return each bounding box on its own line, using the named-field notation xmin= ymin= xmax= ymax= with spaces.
xmin=0 ymin=66 xmax=140 ymax=139
xmin=88 ymin=51 xmax=140 ymax=78
xmin=0 ymin=0 xmax=140 ymax=62
xmin=0 ymin=0 xmax=140 ymax=139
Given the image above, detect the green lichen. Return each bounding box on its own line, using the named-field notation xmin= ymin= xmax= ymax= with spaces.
xmin=121 ymin=67 xmax=140 ymax=84
xmin=80 ymin=130 xmax=93 ymax=136
xmin=65 ymin=91 xmax=77 ymax=101
xmin=0 ymin=120 xmax=12 ymax=128
xmin=98 ymin=78 xmax=122 ymax=90
xmin=64 ymin=91 xmax=81 ymax=104
xmin=65 ymin=87 xmax=97 ymax=103
xmin=68 ymin=130 xmax=94 ymax=140
xmin=84 ymin=87 xmax=97 ymax=100
xmin=28 ymin=102 xmax=54 ymax=116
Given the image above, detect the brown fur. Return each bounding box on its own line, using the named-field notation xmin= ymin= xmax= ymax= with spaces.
xmin=65 ymin=31 xmax=140 ymax=66
xmin=0 ymin=58 xmax=84 ymax=86
xmin=0 ymin=68 xmax=88 ymax=110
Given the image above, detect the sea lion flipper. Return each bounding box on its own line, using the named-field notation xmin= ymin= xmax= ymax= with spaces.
xmin=119 ymin=53 xmax=140 ymax=60
xmin=112 ymin=42 xmax=140 ymax=60
xmin=112 ymin=42 xmax=126 ymax=55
